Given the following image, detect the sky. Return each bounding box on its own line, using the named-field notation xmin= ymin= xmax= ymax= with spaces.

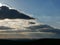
xmin=0 ymin=0 xmax=60 ymax=29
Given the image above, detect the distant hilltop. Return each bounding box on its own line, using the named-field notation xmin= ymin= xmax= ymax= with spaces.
xmin=0 ymin=6 xmax=35 ymax=20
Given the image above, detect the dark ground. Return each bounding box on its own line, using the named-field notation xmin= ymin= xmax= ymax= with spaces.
xmin=0 ymin=38 xmax=59 ymax=45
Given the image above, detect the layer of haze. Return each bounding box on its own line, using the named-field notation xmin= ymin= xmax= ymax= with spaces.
xmin=0 ymin=0 xmax=60 ymax=29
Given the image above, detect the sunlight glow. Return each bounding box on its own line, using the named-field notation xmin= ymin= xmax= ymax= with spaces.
xmin=0 ymin=3 xmax=12 ymax=9
xmin=0 ymin=3 xmax=2 ymax=7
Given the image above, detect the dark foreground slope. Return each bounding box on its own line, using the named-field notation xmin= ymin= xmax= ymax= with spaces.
xmin=0 ymin=38 xmax=59 ymax=45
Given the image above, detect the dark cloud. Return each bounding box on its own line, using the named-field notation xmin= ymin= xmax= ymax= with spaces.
xmin=26 ymin=25 xmax=54 ymax=30
xmin=0 ymin=6 xmax=35 ymax=19
xmin=29 ymin=22 xmax=35 ymax=24
xmin=40 ymin=29 xmax=60 ymax=34
xmin=25 ymin=24 xmax=60 ymax=34
xmin=0 ymin=26 xmax=14 ymax=30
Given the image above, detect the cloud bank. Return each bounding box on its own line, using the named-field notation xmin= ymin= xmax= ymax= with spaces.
xmin=0 ymin=6 xmax=35 ymax=19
